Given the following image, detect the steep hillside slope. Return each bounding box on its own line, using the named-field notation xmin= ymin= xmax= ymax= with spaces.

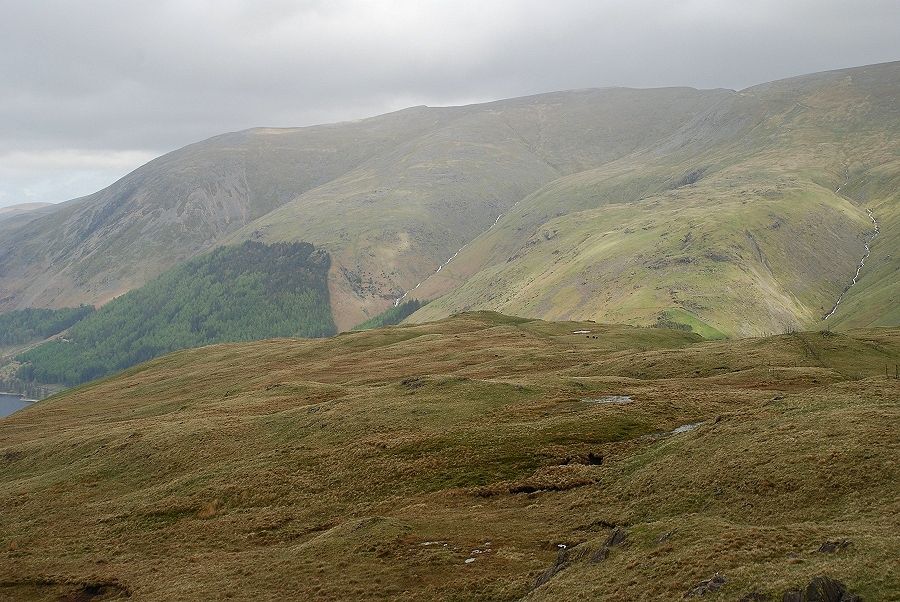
xmin=1 ymin=313 xmax=897 ymax=600
xmin=0 ymin=88 xmax=729 ymax=328
xmin=410 ymin=61 xmax=900 ymax=336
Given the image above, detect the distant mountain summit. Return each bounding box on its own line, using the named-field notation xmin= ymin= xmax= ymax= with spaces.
xmin=0 ymin=202 xmax=52 ymax=215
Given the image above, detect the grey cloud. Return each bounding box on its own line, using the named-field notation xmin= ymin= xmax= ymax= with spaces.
xmin=0 ymin=0 xmax=897 ymax=206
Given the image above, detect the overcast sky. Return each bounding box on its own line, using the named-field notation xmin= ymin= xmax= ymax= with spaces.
xmin=1 ymin=0 xmax=897 ymax=208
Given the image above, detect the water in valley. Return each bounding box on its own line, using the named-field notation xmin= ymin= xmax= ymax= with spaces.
xmin=0 ymin=393 xmax=32 ymax=418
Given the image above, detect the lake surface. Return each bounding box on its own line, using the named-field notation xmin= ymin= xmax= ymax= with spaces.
xmin=0 ymin=393 xmax=33 ymax=418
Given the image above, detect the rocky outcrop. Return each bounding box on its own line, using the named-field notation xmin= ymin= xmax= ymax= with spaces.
xmin=782 ymin=576 xmax=860 ymax=602
xmin=684 ymin=573 xmax=727 ymax=598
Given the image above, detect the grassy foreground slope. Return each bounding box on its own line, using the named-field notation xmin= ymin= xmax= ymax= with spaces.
xmin=410 ymin=61 xmax=900 ymax=336
xmin=1 ymin=312 xmax=897 ymax=600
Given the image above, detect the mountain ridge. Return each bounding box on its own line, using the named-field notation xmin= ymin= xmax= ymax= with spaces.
xmin=1 ymin=60 xmax=897 ymax=335
xmin=0 ymin=86 xmax=730 ymax=328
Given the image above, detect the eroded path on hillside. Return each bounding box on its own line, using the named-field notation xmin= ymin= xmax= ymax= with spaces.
xmin=823 ymin=209 xmax=879 ymax=320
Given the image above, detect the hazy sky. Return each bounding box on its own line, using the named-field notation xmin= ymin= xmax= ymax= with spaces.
xmin=1 ymin=0 xmax=898 ymax=208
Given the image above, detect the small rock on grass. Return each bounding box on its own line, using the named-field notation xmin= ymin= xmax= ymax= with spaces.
xmin=589 ymin=527 xmax=627 ymax=563
xmin=590 ymin=546 xmax=609 ymax=563
xmin=782 ymin=575 xmax=860 ymax=601
xmin=604 ymin=527 xmax=627 ymax=547
xmin=654 ymin=530 xmax=674 ymax=545
xmin=684 ymin=573 xmax=726 ymax=598
xmin=534 ymin=543 xmax=593 ymax=588
xmin=817 ymin=539 xmax=852 ymax=554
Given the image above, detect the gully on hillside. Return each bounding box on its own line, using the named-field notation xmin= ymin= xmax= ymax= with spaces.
xmin=823 ymin=209 xmax=880 ymax=320
xmin=394 ymin=201 xmax=521 ymax=307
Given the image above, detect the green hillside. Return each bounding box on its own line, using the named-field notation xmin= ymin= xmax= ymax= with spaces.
xmin=409 ymin=61 xmax=900 ymax=336
xmin=16 ymin=241 xmax=335 ymax=385
xmin=226 ymin=87 xmax=732 ymax=328
xmin=1 ymin=313 xmax=897 ymax=600
xmin=822 ymin=164 xmax=900 ymax=330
